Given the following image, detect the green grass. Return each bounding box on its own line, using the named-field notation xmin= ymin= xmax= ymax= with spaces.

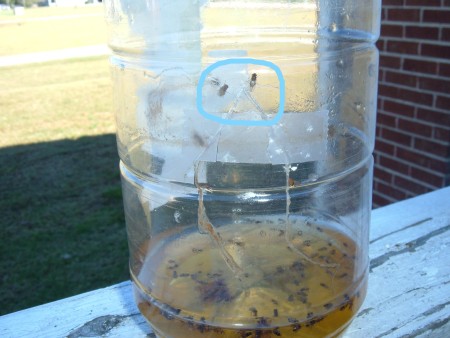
xmin=0 ymin=5 xmax=106 ymax=55
xmin=0 ymin=57 xmax=114 ymax=146
xmin=0 ymin=57 xmax=129 ymax=315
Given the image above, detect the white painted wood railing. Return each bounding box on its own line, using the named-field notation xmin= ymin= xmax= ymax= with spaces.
xmin=1 ymin=187 xmax=449 ymax=337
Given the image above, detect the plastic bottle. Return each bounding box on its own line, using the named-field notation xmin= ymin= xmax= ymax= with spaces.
xmin=105 ymin=1 xmax=381 ymax=337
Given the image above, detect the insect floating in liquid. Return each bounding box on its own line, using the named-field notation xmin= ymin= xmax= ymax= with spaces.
xmin=249 ymin=73 xmax=257 ymax=90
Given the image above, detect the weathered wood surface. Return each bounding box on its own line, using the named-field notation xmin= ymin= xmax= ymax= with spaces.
xmin=1 ymin=187 xmax=449 ymax=338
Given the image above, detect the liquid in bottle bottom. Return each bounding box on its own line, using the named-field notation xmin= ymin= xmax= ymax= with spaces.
xmin=133 ymin=219 xmax=367 ymax=338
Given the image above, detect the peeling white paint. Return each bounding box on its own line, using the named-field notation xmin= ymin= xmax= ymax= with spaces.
xmin=1 ymin=187 xmax=449 ymax=338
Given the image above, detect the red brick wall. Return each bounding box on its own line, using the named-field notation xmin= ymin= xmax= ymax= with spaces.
xmin=373 ymin=0 xmax=450 ymax=207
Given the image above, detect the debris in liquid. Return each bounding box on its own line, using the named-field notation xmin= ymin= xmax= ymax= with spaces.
xmin=148 ymin=133 xmax=349 ymax=337
xmin=134 ymin=220 xmax=365 ymax=338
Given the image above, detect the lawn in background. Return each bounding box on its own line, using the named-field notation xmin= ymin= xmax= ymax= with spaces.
xmin=0 ymin=57 xmax=128 ymax=316
xmin=0 ymin=57 xmax=114 ymax=147
xmin=0 ymin=5 xmax=106 ymax=55
xmin=0 ymin=4 xmax=130 ymax=314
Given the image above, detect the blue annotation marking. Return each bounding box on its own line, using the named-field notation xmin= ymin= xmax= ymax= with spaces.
xmin=196 ymin=58 xmax=285 ymax=127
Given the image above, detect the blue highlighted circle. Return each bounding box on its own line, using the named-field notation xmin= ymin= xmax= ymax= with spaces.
xmin=196 ymin=58 xmax=285 ymax=127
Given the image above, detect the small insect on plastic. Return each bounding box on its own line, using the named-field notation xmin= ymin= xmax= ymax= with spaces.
xmin=218 ymin=84 xmax=229 ymax=96
xmin=249 ymin=73 xmax=257 ymax=90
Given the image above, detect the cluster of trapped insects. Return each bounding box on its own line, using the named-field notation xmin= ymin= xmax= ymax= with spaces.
xmin=151 ymin=289 xmax=357 ymax=337
xmin=146 ymin=222 xmax=360 ymax=337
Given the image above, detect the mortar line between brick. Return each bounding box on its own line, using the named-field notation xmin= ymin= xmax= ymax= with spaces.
xmin=378 ymin=95 xmax=450 ymax=114
xmin=377 ymin=124 xmax=450 ymax=146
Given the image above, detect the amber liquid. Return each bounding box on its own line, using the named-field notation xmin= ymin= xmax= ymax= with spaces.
xmin=133 ymin=220 xmax=367 ymax=338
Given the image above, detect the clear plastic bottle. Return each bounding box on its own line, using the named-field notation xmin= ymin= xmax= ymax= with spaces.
xmin=105 ymin=1 xmax=381 ymax=337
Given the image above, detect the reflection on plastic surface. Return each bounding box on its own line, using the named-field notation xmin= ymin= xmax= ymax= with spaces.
xmin=197 ymin=58 xmax=285 ymax=127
